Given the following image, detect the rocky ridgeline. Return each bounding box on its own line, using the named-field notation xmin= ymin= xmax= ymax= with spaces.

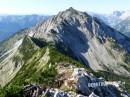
xmin=23 ymin=64 xmax=129 ymax=97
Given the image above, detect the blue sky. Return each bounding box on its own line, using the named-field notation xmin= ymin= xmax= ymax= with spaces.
xmin=0 ymin=0 xmax=130 ymax=15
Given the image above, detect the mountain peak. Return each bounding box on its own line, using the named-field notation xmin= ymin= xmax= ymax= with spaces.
xmin=54 ymin=7 xmax=90 ymax=23
xmin=66 ymin=7 xmax=77 ymax=12
xmin=57 ymin=7 xmax=85 ymax=18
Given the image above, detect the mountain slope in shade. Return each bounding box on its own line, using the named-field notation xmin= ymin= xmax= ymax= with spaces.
xmin=0 ymin=7 xmax=130 ymax=97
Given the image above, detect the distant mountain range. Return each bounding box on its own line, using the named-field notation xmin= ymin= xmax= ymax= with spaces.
xmin=115 ymin=17 xmax=130 ymax=37
xmin=0 ymin=15 xmax=49 ymax=42
xmin=91 ymin=10 xmax=130 ymax=37
xmin=1 ymin=11 xmax=130 ymax=43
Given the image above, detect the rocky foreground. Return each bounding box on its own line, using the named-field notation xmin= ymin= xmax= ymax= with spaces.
xmin=23 ymin=64 xmax=129 ymax=97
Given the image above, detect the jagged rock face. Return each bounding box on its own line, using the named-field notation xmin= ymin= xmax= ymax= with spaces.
xmin=26 ymin=8 xmax=130 ymax=76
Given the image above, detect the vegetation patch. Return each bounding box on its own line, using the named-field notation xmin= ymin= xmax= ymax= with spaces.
xmin=0 ymin=41 xmax=92 ymax=97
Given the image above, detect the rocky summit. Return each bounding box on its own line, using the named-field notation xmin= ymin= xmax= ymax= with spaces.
xmin=0 ymin=7 xmax=130 ymax=97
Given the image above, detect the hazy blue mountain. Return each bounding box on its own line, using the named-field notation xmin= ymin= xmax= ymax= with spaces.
xmin=91 ymin=10 xmax=130 ymax=37
xmin=90 ymin=11 xmax=124 ymax=27
xmin=114 ymin=17 xmax=130 ymax=37
xmin=0 ymin=15 xmax=49 ymax=41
